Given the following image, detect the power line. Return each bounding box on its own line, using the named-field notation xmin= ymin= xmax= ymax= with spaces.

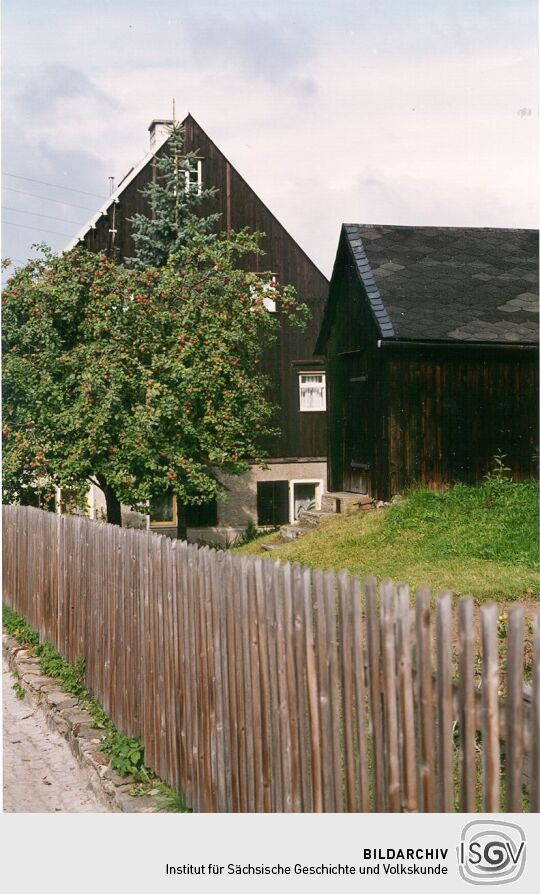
xmin=3 ymin=186 xmax=98 ymax=212
xmin=3 ymin=171 xmax=106 ymax=199
xmin=3 ymin=220 xmax=73 ymax=238
xmin=3 ymin=206 xmax=85 ymax=225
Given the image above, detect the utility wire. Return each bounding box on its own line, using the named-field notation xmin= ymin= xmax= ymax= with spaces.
xmin=2 ymin=171 xmax=106 ymax=199
xmin=3 ymin=206 xmax=85 ymax=225
xmin=3 ymin=186 xmax=98 ymax=212
xmin=3 ymin=220 xmax=73 ymax=238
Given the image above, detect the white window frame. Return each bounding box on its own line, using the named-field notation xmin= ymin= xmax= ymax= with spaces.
xmin=182 ymin=159 xmax=202 ymax=194
xmin=299 ymin=371 xmax=326 ymax=412
xmin=289 ymin=479 xmax=324 ymax=523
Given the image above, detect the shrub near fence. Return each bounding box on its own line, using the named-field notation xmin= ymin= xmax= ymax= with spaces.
xmin=3 ymin=505 xmax=539 ymax=813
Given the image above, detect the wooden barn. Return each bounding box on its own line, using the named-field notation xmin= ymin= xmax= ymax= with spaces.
xmin=316 ymin=224 xmax=539 ymax=501
xmin=65 ymin=117 xmax=329 ymax=539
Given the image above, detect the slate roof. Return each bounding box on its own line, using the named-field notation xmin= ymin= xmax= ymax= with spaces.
xmin=338 ymin=224 xmax=539 ymax=344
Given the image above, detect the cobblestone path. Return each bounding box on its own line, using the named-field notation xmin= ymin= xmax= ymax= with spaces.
xmin=3 ymin=656 xmax=108 ymax=812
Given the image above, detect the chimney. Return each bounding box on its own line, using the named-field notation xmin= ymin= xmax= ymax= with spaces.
xmin=148 ymin=119 xmax=174 ymax=151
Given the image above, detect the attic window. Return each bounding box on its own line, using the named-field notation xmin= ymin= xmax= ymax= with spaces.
xmin=299 ymin=372 xmax=326 ymax=412
xmin=182 ymin=159 xmax=202 ymax=194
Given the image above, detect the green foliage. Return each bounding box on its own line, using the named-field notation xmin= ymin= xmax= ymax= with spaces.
xmin=2 ymin=604 xmax=40 ymax=647
xmin=11 ymin=668 xmax=26 ymax=700
xmin=100 ymin=730 xmax=149 ymax=780
xmin=236 ymin=482 xmax=540 ymax=601
xmin=127 ymin=123 xmax=219 ymax=271
xmin=2 ymin=218 xmax=307 ymax=520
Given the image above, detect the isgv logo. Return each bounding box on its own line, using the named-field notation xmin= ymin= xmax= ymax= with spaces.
xmin=458 ymin=821 xmax=526 ymax=885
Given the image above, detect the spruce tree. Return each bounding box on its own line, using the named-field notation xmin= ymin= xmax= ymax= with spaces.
xmin=126 ymin=124 xmax=220 ymax=270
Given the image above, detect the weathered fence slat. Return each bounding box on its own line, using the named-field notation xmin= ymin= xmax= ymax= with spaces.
xmin=380 ymin=580 xmax=400 ymax=812
xmin=481 ymin=602 xmax=501 ymax=812
xmin=505 ymin=604 xmax=524 ymax=812
xmin=396 ymin=583 xmax=418 ymax=813
xmin=531 ymin=613 xmax=540 ymax=813
xmin=458 ymin=596 xmax=476 ymax=812
xmin=436 ymin=591 xmax=454 ymax=812
xmin=365 ymin=576 xmax=385 ymax=811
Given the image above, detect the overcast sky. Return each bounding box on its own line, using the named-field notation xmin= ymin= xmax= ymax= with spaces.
xmin=2 ymin=0 xmax=538 ymax=278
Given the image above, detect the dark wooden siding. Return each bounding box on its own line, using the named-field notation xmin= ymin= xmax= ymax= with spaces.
xmin=80 ymin=116 xmax=328 ymax=461
xmin=385 ymin=345 xmax=539 ymax=496
xmin=324 ymin=247 xmax=384 ymax=496
xmin=323 ymin=237 xmax=539 ymax=500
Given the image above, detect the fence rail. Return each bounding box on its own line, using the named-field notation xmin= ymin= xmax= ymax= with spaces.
xmin=3 ymin=505 xmax=539 ymax=812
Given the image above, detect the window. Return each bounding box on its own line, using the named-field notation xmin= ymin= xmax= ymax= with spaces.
xmin=299 ymin=372 xmax=326 ymax=412
xmin=182 ymin=159 xmax=202 ymax=194
xmin=257 ymin=481 xmax=289 ymax=526
xmin=186 ymin=499 xmax=217 ymax=527
xmin=149 ymin=493 xmax=218 ymax=527
xmin=149 ymin=493 xmax=175 ymax=525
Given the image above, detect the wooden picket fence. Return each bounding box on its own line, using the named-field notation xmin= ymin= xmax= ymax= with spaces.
xmin=2 ymin=504 xmax=539 ymax=812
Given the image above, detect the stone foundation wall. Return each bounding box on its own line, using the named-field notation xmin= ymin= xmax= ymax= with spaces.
xmin=87 ymin=460 xmax=328 ymax=545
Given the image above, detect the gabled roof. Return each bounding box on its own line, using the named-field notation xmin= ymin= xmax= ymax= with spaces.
xmin=317 ymin=223 xmax=539 ymax=350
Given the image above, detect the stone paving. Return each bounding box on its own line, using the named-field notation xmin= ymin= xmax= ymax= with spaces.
xmin=3 ymin=655 xmax=107 ymax=812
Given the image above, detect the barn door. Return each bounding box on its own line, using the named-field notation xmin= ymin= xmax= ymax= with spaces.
xmin=342 ymin=360 xmax=372 ymax=495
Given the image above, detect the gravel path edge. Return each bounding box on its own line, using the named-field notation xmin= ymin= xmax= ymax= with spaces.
xmin=3 ymin=632 xmax=165 ymax=813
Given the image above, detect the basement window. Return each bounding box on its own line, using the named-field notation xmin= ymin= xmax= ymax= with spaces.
xmin=149 ymin=493 xmax=218 ymax=527
xmin=299 ymin=372 xmax=326 ymax=412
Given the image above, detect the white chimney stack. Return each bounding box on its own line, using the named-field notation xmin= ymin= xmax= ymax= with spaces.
xmin=148 ymin=119 xmax=174 ymax=151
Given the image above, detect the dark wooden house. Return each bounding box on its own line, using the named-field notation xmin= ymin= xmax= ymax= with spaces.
xmin=316 ymin=224 xmax=539 ymax=501
xmin=66 ymin=117 xmax=329 ymax=538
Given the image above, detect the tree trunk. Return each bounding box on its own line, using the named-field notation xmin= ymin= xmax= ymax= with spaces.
xmin=176 ymin=496 xmax=187 ymax=541
xmin=101 ymin=484 xmax=122 ymax=526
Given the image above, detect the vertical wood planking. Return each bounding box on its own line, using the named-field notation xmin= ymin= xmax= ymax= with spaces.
xmin=395 ymin=583 xmax=417 ymax=812
xmin=264 ymin=559 xmax=283 ymax=812
xmin=3 ymin=507 xmax=534 ymax=817
xmin=239 ymin=556 xmax=255 ymax=811
xmin=303 ymin=565 xmax=322 ymax=812
xmin=531 ymin=612 xmax=540 ymax=813
xmin=365 ymin=576 xmax=385 ymax=811
xmin=352 ymin=576 xmax=370 ymax=812
xmin=314 ymin=569 xmax=333 ymax=811
xmin=380 ymin=580 xmax=400 ymax=812
xmin=481 ymin=603 xmax=500 ymax=812
xmin=436 ymin=591 xmax=454 ymax=812
xmin=457 ymin=597 xmax=476 ymax=812
xmin=505 ymin=604 xmax=524 ymax=812
xmin=274 ymin=561 xmax=293 ymax=811
xmin=415 ymin=586 xmax=436 ymax=812
xmin=283 ymin=562 xmax=302 ymax=812
xmin=254 ymin=557 xmax=272 ymax=811
xmin=292 ymin=563 xmax=311 ymax=811
xmin=338 ymin=571 xmax=357 ymax=812
xmin=325 ymin=570 xmax=343 ymax=811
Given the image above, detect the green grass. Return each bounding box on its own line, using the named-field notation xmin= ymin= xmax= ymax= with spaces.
xmin=236 ymin=480 xmax=540 ymax=602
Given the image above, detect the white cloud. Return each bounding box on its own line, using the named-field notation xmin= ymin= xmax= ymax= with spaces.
xmin=3 ymin=3 xmax=537 ymax=275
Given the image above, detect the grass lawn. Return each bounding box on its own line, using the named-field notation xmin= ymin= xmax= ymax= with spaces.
xmin=236 ymin=480 xmax=540 ymax=603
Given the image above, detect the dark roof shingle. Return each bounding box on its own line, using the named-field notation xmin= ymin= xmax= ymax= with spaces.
xmin=342 ymin=224 xmax=538 ymax=344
